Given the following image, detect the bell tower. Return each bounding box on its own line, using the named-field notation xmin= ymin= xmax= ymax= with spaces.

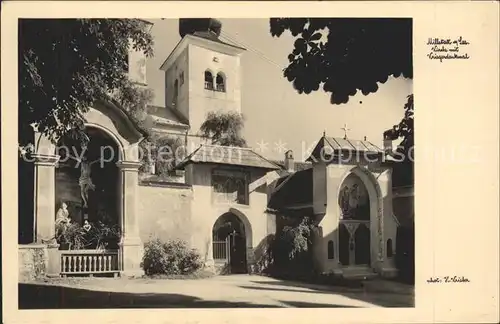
xmin=160 ymin=18 xmax=246 ymax=148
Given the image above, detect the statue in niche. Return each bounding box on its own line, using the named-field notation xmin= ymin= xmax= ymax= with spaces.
xmin=71 ymin=145 xmax=100 ymax=208
xmin=54 ymin=202 xmax=72 ymax=242
xmin=340 ymin=184 xmax=365 ymax=219
xmin=55 ymin=202 xmax=71 ymax=227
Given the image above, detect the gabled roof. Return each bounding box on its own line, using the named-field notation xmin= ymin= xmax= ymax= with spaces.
xmin=175 ymin=144 xmax=281 ymax=170
xmin=267 ymin=168 xmax=314 ymax=212
xmin=147 ymin=105 xmax=189 ymax=129
xmin=307 ymin=135 xmax=384 ymax=162
xmin=272 ymin=160 xmax=312 ymax=173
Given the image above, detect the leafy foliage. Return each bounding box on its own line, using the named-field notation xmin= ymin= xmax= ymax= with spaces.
xmin=258 ymin=216 xmax=318 ymax=277
xmin=386 ymin=94 xmax=414 ymax=157
xmin=55 ymin=220 xmax=120 ymax=250
xmin=55 ymin=222 xmax=86 ymax=250
xmin=139 ymin=134 xmax=185 ymax=174
xmin=200 ymin=111 xmax=247 ymax=147
xmin=141 ymin=238 xmax=204 ymax=276
xmin=276 ymin=216 xmax=316 ymax=259
xmin=270 ymin=18 xmax=414 ymax=161
xmin=19 ymin=19 xmax=154 ymax=148
xmin=270 ymin=18 xmax=412 ymax=104
xmin=84 ymin=221 xmax=121 ymax=250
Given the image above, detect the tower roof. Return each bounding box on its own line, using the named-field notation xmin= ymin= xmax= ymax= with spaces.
xmin=160 ymin=19 xmax=245 ymax=71
xmin=179 ymin=18 xmax=222 ymax=38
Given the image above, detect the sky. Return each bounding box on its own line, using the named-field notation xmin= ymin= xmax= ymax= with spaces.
xmin=146 ymin=18 xmax=413 ymax=161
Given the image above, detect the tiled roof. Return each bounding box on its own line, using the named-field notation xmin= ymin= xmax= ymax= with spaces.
xmin=267 ymin=168 xmax=313 ymax=211
xmin=147 ymin=105 xmax=189 ymax=128
xmin=324 ymin=136 xmax=383 ymax=153
xmin=151 ymin=115 xmax=189 ymax=128
xmin=176 ymin=144 xmax=281 ymax=170
xmin=307 ymin=135 xmax=384 ymax=162
xmin=272 ymin=160 xmax=312 ymax=172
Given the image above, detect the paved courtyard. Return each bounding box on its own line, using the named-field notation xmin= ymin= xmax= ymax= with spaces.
xmin=19 ymin=274 xmax=414 ymax=309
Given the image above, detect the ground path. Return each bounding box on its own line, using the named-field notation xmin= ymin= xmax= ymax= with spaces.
xmin=19 ymin=274 xmax=414 ymax=308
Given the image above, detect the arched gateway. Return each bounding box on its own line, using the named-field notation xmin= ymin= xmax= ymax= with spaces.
xmin=31 ymin=100 xmax=146 ymax=277
xmin=212 ymin=209 xmax=253 ymax=274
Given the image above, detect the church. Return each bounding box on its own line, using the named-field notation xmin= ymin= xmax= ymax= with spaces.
xmin=19 ymin=18 xmax=413 ymax=280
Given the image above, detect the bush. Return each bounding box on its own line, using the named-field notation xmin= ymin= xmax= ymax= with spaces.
xmin=142 ymin=238 xmax=204 ymax=276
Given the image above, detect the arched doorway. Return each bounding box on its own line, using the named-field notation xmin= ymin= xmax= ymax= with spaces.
xmin=212 ymin=212 xmax=248 ymax=274
xmin=55 ymin=126 xmax=120 ymax=250
xmin=337 ymin=172 xmax=372 ymax=268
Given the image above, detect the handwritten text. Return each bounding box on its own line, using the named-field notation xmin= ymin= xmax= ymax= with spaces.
xmin=427 ymin=37 xmax=471 ymax=62
xmin=427 ymin=276 xmax=471 ymax=283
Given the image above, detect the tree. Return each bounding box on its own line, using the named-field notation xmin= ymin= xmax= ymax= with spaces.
xmin=270 ymin=18 xmax=413 ymax=145
xmin=386 ymin=94 xmax=414 ymax=157
xmin=199 ymin=111 xmax=247 ymax=147
xmin=19 ymin=19 xmax=155 ymax=149
xmin=140 ymin=134 xmax=185 ymax=175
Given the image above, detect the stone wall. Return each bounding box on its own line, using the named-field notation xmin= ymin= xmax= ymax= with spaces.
xmin=19 ymin=244 xmax=47 ymax=282
xmin=137 ymin=180 xmax=194 ymax=246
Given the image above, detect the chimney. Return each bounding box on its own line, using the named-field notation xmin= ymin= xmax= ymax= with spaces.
xmin=284 ymin=150 xmax=294 ymax=172
xmin=383 ymin=128 xmax=397 ymax=154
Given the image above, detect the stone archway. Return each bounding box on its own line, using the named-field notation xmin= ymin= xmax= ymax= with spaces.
xmin=336 ymin=167 xmax=382 ymax=270
xmin=211 ymin=208 xmax=253 ymax=274
xmin=30 ymin=101 xmax=145 ymax=277
xmin=55 ymin=126 xmax=121 ymax=249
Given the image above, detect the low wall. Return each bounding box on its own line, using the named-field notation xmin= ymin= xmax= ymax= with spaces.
xmin=19 ymin=244 xmax=47 ymax=282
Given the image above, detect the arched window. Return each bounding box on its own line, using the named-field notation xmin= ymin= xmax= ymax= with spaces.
xmin=204 ymin=70 xmax=214 ymax=90
xmin=216 ymin=73 xmax=226 ymax=92
xmin=173 ymin=79 xmax=179 ymax=106
xmin=327 ymin=240 xmax=334 ymax=259
xmin=386 ymin=239 xmax=393 ymax=258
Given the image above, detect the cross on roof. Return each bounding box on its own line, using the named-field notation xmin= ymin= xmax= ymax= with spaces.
xmin=341 ymin=123 xmax=350 ymax=139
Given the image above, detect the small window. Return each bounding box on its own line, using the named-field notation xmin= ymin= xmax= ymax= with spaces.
xmin=327 ymin=240 xmax=334 ymax=259
xmin=212 ymin=170 xmax=249 ymax=205
xmin=173 ymin=79 xmax=179 ymax=106
xmin=204 ymin=70 xmax=214 ymax=90
xmin=180 ymin=71 xmax=184 ymax=86
xmin=386 ymin=239 xmax=393 ymax=258
xmin=216 ymin=73 xmax=225 ymax=92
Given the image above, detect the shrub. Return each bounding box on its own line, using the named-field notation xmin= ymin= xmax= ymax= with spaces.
xmin=142 ymin=238 xmax=203 ymax=276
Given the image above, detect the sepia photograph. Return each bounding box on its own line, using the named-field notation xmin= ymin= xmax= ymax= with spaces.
xmin=16 ymin=17 xmax=415 ymax=309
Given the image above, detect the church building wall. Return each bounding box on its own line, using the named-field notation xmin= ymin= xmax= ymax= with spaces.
xmin=186 ymin=43 xmax=242 ymax=135
xmin=376 ymin=168 xmax=399 ymax=275
xmin=314 ymin=164 xmax=345 ymax=273
xmin=165 ymin=49 xmax=190 ymax=121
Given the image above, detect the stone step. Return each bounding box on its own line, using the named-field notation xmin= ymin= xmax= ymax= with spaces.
xmin=341 ymin=267 xmax=378 ymax=280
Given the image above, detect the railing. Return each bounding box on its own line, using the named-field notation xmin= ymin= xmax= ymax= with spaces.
xmin=204 ymin=81 xmax=214 ymax=90
xmin=213 ymin=239 xmax=229 ymax=261
xmin=215 ymin=84 xmax=225 ymax=92
xmin=60 ymin=250 xmax=119 ymax=277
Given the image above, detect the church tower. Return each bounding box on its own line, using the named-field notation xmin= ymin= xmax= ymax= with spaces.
xmin=160 ymin=18 xmax=246 ymax=149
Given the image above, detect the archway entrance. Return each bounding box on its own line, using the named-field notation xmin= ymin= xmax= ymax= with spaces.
xmin=338 ymin=172 xmax=371 ymax=268
xmin=55 ymin=126 xmax=120 ymax=250
xmin=212 ymin=212 xmax=248 ymax=274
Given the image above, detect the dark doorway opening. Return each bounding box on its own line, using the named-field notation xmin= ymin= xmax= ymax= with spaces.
xmin=212 ymin=212 xmax=248 ymax=274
